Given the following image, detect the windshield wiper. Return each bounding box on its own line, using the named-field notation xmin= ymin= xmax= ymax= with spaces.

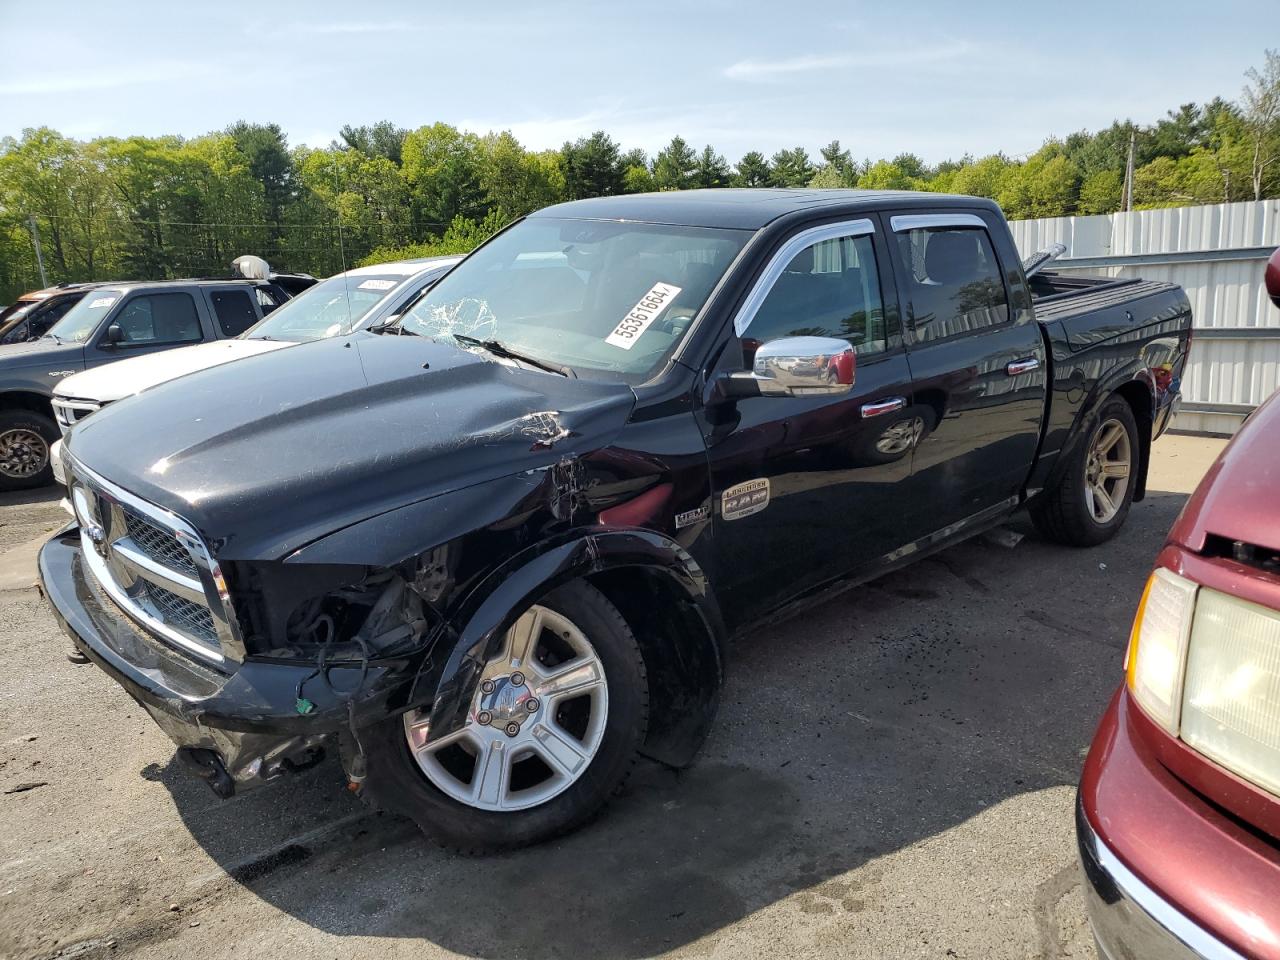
xmin=451 ymin=334 xmax=575 ymax=378
xmin=43 ymin=333 xmax=63 ymax=344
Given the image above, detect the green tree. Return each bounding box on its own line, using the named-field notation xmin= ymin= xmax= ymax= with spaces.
xmin=769 ymin=146 xmax=814 ymax=186
xmin=401 ymin=123 xmax=486 ymax=232
xmin=1078 ymin=169 xmax=1124 ymax=214
xmin=1241 ymin=49 xmax=1280 ymax=200
xmin=478 ymin=132 xmax=564 ymax=221
xmin=694 ymin=145 xmax=731 ymax=188
xmin=339 ymin=121 xmax=409 ymax=164
xmin=732 ymin=151 xmax=771 ymax=187
xmin=858 ymin=160 xmax=914 ymax=191
xmin=560 ymin=131 xmax=624 ymax=199
xmin=653 ymin=136 xmax=697 ymax=190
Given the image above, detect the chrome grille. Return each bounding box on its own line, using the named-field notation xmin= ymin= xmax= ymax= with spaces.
xmin=66 ymin=457 xmax=241 ymax=668
xmin=52 ymin=397 xmax=101 ymax=438
xmin=145 ymin=583 xmax=217 ymax=644
xmin=124 ymin=510 xmax=198 ymax=576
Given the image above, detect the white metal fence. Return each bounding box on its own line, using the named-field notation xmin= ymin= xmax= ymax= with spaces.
xmin=1009 ymin=201 xmax=1280 ymax=435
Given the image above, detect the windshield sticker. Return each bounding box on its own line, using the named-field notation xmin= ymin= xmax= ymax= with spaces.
xmin=605 ymin=282 xmax=682 ymax=350
xmin=88 ymin=297 xmax=117 ymax=309
xmin=357 ymin=279 xmax=397 ymax=291
xmin=721 ymin=478 xmax=770 ymax=521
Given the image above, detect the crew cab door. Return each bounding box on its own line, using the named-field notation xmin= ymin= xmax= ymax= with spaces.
xmin=701 ymin=218 xmax=915 ymax=626
xmin=890 ymin=210 xmax=1047 ymax=527
xmin=84 ymin=290 xmax=209 ymax=368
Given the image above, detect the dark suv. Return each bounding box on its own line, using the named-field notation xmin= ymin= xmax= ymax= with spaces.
xmin=0 ymin=277 xmax=293 ymax=490
xmin=0 ymin=282 xmax=108 ymax=347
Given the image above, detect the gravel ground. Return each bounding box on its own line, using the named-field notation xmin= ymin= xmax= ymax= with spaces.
xmin=0 ymin=434 xmax=1226 ymax=960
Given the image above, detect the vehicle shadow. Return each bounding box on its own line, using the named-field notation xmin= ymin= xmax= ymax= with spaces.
xmin=0 ymin=485 xmax=62 ymax=508
xmin=154 ymin=491 xmax=1190 ymax=959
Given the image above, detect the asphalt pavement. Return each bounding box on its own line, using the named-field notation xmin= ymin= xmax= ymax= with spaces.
xmin=0 ymin=433 xmax=1227 ymax=960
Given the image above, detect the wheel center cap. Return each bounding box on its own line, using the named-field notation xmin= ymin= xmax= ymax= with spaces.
xmin=476 ymin=674 xmax=539 ymax=732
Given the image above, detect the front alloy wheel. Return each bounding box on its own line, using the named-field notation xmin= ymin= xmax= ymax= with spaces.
xmin=359 ymin=580 xmax=648 ymax=852
xmin=403 ymin=604 xmax=610 ymax=811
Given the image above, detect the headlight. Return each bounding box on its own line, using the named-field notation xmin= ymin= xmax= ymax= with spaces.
xmin=1126 ymin=568 xmax=1198 ymax=733
xmin=1181 ymin=589 xmax=1280 ymax=797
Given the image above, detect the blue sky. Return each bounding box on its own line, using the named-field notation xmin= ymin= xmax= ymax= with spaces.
xmin=0 ymin=0 xmax=1272 ymax=163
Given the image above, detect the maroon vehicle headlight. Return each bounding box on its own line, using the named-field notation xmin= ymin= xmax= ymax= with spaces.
xmin=1127 ymin=566 xmax=1280 ymax=798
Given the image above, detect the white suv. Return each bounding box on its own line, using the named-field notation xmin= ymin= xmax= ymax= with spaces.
xmin=51 ymin=256 xmax=460 ymax=485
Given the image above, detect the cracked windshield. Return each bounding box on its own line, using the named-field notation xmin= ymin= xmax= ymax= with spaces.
xmin=396 ymin=217 xmax=750 ymax=379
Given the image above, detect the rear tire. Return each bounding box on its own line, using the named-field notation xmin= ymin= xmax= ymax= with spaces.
xmin=0 ymin=410 xmax=57 ymax=491
xmin=1030 ymin=396 xmax=1139 ymax=547
xmin=358 ymin=579 xmax=648 ymax=853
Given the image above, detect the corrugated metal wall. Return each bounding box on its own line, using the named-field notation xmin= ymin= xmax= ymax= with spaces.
xmin=1009 ymin=201 xmax=1280 ymax=435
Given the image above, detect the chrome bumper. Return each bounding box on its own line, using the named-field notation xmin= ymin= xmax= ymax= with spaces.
xmin=1077 ymin=800 xmax=1244 ymax=960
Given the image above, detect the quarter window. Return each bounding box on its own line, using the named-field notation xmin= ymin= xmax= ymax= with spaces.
xmin=898 ymin=227 xmax=1008 ymax=342
xmin=113 ymin=293 xmax=202 ymax=345
xmin=210 ymin=289 xmax=259 ymax=336
xmin=255 ymin=286 xmax=282 ymax=314
xmin=745 ymin=233 xmax=887 ymax=360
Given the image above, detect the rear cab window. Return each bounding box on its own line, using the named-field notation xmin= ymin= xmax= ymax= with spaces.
xmin=893 ymin=215 xmax=1009 ymax=342
xmin=208 ymin=288 xmax=260 ymax=337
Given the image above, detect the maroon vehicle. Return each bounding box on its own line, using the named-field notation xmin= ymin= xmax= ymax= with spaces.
xmin=1077 ymin=300 xmax=1280 ymax=955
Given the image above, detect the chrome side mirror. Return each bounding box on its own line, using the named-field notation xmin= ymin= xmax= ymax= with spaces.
xmin=716 ymin=336 xmax=856 ymax=400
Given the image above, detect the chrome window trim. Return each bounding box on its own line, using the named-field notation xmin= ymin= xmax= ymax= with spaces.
xmin=890 ymin=213 xmax=987 ymax=232
xmin=733 ymin=218 xmax=876 ymax=337
xmin=66 ymin=453 xmax=245 ymax=666
xmin=1079 ymin=807 xmax=1246 ymax=960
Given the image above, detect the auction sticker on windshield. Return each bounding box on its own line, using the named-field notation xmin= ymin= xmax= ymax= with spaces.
xmin=357 ymin=279 xmax=397 ymax=291
xmin=605 ymin=282 xmax=681 ymax=350
xmin=89 ymin=297 xmax=117 ymax=309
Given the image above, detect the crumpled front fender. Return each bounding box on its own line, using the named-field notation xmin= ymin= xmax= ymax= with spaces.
xmin=416 ymin=528 xmax=725 ymax=769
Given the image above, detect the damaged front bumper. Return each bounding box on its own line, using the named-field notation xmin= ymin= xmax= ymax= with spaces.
xmin=38 ymin=527 xmax=420 ymax=797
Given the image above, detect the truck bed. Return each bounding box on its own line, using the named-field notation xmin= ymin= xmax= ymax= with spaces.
xmin=1030 ymin=271 xmax=1189 ymax=350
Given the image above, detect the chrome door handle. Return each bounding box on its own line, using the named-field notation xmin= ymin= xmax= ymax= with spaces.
xmin=1006 ymin=357 xmax=1041 ymax=376
xmin=861 ymin=397 xmax=907 ymax=418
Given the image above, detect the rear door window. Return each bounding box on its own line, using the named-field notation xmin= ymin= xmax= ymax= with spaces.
xmin=209 ymin=289 xmax=260 ymax=337
xmin=113 ymin=293 xmax=203 ymax=345
xmin=897 ymin=227 xmax=1008 ymax=342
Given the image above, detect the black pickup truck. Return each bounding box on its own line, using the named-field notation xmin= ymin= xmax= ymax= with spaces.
xmin=39 ymin=190 xmax=1191 ymax=851
xmin=0 ymin=277 xmax=297 ymax=491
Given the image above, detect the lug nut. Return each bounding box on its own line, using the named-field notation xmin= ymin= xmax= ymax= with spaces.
xmin=504 ymin=722 xmax=521 ymax=737
xmin=525 ymin=697 xmax=540 ymax=712
xmin=480 ymin=679 xmax=496 ymax=694
xmin=510 ymin=672 xmax=525 ymax=687
xmin=477 ymin=710 xmax=492 ymax=726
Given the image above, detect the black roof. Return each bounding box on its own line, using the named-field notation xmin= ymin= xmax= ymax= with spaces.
xmin=530 ymin=188 xmax=998 ymax=230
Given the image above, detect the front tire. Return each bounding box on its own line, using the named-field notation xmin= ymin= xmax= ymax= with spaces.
xmin=0 ymin=410 xmax=58 ymax=491
xmin=359 ymin=579 xmax=648 ymax=852
xmin=1030 ymin=395 xmax=1139 ymax=547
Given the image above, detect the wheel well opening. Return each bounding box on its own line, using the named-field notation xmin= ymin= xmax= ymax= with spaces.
xmin=588 ymin=565 xmax=723 ymax=769
xmin=911 ymin=387 xmax=947 ymax=428
xmin=0 ymin=392 xmax=56 ymax=422
xmin=1113 ymin=381 xmax=1154 ymax=501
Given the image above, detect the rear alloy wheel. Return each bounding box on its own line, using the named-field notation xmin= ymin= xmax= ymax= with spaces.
xmin=359 ymin=580 xmax=648 ymax=852
xmin=1083 ymin=417 xmax=1132 ymax=524
xmin=0 ymin=410 xmax=58 ymax=491
xmin=1030 ymin=395 xmax=1139 ymax=547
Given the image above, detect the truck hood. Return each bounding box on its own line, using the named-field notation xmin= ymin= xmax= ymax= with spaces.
xmin=54 ymin=338 xmax=290 ymax=403
xmin=0 ymin=337 xmax=84 ymax=370
xmin=66 ymin=333 xmax=637 ymax=560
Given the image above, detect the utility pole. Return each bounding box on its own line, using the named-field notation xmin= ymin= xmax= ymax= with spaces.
xmin=1122 ymin=131 xmax=1136 ymax=213
xmin=27 ymin=214 xmax=49 ymax=288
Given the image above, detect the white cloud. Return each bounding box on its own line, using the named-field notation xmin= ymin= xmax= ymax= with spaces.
xmin=294 ymin=21 xmax=414 ymax=35
xmin=0 ymin=61 xmax=214 ymax=96
xmin=723 ymin=42 xmax=976 ymax=81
